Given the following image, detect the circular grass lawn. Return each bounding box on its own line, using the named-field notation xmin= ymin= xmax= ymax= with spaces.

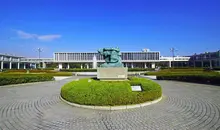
xmin=61 ymin=77 xmax=162 ymax=106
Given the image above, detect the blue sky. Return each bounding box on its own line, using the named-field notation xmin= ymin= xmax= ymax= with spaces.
xmin=0 ymin=0 xmax=219 ymax=57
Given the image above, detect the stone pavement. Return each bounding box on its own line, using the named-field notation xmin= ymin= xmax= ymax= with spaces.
xmin=0 ymin=76 xmax=220 ymax=130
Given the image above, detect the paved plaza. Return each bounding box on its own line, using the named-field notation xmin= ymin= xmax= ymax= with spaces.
xmin=0 ymin=76 xmax=220 ymax=130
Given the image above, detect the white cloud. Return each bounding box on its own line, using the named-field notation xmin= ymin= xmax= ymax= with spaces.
xmin=37 ymin=35 xmax=61 ymax=41
xmin=17 ymin=30 xmax=37 ymax=39
xmin=16 ymin=30 xmax=61 ymax=41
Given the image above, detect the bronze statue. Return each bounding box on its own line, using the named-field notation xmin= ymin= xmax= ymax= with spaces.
xmin=98 ymin=47 xmax=124 ymax=67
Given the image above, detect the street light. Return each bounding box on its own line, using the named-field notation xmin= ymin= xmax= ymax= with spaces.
xmin=37 ymin=48 xmax=43 ymax=68
xmin=170 ymin=47 xmax=178 ymax=68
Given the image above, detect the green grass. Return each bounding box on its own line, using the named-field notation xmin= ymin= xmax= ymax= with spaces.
xmin=61 ymin=77 xmax=162 ymax=106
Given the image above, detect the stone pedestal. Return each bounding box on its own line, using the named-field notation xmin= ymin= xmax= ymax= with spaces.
xmin=97 ymin=67 xmax=128 ymax=80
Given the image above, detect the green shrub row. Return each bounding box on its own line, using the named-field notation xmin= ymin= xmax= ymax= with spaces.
xmin=0 ymin=72 xmax=73 ymax=77
xmin=160 ymin=67 xmax=205 ymax=70
xmin=60 ymin=69 xmax=97 ymax=72
xmin=0 ymin=75 xmax=54 ymax=86
xmin=212 ymin=67 xmax=220 ymax=70
xmin=3 ymin=69 xmax=57 ymax=73
xmin=29 ymin=69 xmax=57 ymax=73
xmin=128 ymin=68 xmax=154 ymax=71
xmin=61 ymin=77 xmax=162 ymax=106
xmin=157 ymin=74 xmax=220 ymax=85
xmin=144 ymin=68 xmax=219 ymax=76
xmin=60 ymin=68 xmax=154 ymax=72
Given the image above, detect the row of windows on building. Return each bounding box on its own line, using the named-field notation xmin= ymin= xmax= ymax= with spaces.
xmin=54 ymin=52 xmax=160 ymax=61
xmin=0 ymin=56 xmax=20 ymax=62
xmin=190 ymin=51 xmax=220 ymax=60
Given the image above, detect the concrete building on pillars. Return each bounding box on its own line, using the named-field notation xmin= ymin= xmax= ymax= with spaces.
xmin=188 ymin=51 xmax=220 ymax=68
xmin=0 ymin=49 xmax=192 ymax=69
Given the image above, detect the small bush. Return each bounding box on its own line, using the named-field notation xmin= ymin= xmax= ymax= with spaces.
xmin=61 ymin=77 xmax=162 ymax=106
xmin=0 ymin=74 xmax=54 ymax=86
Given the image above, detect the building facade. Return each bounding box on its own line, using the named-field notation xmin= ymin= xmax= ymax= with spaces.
xmin=0 ymin=49 xmax=191 ymax=69
xmin=189 ymin=51 xmax=220 ymax=68
xmin=54 ymin=51 xmax=161 ymax=69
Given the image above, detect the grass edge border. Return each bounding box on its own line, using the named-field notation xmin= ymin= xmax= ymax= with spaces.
xmin=60 ymin=95 xmax=163 ymax=111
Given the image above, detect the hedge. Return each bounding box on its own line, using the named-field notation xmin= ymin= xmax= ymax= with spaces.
xmin=0 ymin=72 xmax=73 ymax=77
xmin=61 ymin=77 xmax=162 ymax=106
xmin=212 ymin=67 xmax=220 ymax=70
xmin=157 ymin=74 xmax=220 ymax=85
xmin=0 ymin=74 xmax=54 ymax=86
xmin=60 ymin=68 xmax=154 ymax=72
xmin=60 ymin=69 xmax=97 ymax=72
xmin=128 ymin=68 xmax=154 ymax=71
xmin=144 ymin=68 xmax=219 ymax=76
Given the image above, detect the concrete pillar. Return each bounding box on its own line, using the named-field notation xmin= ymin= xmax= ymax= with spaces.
xmin=131 ymin=63 xmax=134 ymax=68
xmin=169 ymin=61 xmax=171 ymax=68
xmin=210 ymin=60 xmax=212 ymax=68
xmin=43 ymin=62 xmax=46 ymax=69
xmin=219 ymin=59 xmax=220 ymax=67
xmin=34 ymin=63 xmax=37 ymax=69
xmin=125 ymin=63 xmax=127 ymax=67
xmin=58 ymin=63 xmax=62 ymax=69
xmin=1 ymin=61 xmax=3 ymax=69
xmin=151 ymin=63 xmax=155 ymax=69
xmin=24 ymin=63 xmax=26 ymax=69
xmin=81 ymin=64 xmax=83 ymax=69
xmin=9 ymin=62 xmax=12 ymax=69
xmin=144 ymin=63 xmax=147 ymax=68
xmin=17 ymin=63 xmax=20 ymax=69
xmin=93 ymin=55 xmax=97 ymax=69
xmin=67 ymin=63 xmax=70 ymax=69
xmin=86 ymin=64 xmax=89 ymax=69
xmin=201 ymin=61 xmax=204 ymax=67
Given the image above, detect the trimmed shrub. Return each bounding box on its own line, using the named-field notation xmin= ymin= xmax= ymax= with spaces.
xmin=60 ymin=69 xmax=97 ymax=72
xmin=128 ymin=68 xmax=154 ymax=71
xmin=61 ymin=77 xmax=162 ymax=106
xmin=212 ymin=67 xmax=220 ymax=71
xmin=29 ymin=69 xmax=57 ymax=73
xmin=144 ymin=68 xmax=218 ymax=76
xmin=4 ymin=69 xmax=27 ymax=73
xmin=160 ymin=67 xmax=204 ymax=70
xmin=0 ymin=74 xmax=54 ymax=86
xmin=157 ymin=74 xmax=220 ymax=85
xmin=60 ymin=68 xmax=154 ymax=72
xmin=0 ymin=72 xmax=73 ymax=77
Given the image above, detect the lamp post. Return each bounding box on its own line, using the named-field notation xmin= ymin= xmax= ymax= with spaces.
xmin=37 ymin=48 xmax=42 ymax=68
xmin=170 ymin=47 xmax=177 ymax=68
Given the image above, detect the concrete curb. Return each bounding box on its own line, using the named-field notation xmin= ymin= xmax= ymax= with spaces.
xmin=60 ymin=95 xmax=162 ymax=111
xmin=139 ymin=75 xmax=157 ymax=80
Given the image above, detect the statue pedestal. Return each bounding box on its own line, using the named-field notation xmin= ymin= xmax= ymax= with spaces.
xmin=97 ymin=67 xmax=128 ymax=80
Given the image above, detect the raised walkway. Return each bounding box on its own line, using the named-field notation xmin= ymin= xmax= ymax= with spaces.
xmin=0 ymin=76 xmax=220 ymax=130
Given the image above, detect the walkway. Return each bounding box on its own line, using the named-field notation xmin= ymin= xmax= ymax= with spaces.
xmin=0 ymin=76 xmax=220 ymax=130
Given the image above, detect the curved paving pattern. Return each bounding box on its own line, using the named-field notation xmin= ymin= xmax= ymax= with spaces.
xmin=0 ymin=76 xmax=220 ymax=130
